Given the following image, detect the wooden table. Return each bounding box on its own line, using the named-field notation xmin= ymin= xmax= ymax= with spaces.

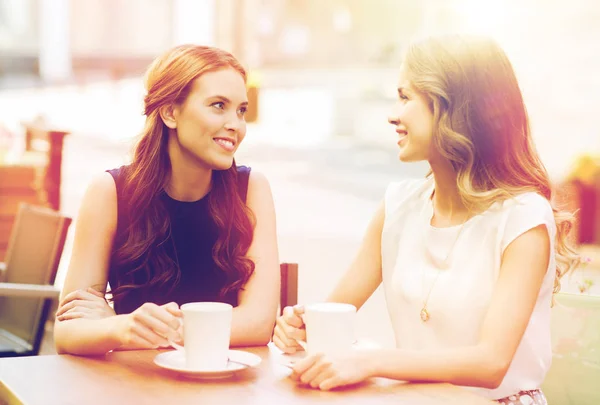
xmin=0 ymin=346 xmax=494 ymax=405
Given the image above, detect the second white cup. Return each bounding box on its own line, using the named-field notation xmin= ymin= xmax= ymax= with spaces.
xmin=304 ymin=302 xmax=356 ymax=354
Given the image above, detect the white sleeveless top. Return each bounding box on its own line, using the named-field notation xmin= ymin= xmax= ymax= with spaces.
xmin=381 ymin=178 xmax=556 ymax=400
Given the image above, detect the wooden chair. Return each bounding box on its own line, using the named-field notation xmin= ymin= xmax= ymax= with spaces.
xmin=21 ymin=120 xmax=70 ymax=211
xmin=0 ymin=165 xmax=46 ymax=261
xmin=0 ymin=203 xmax=72 ymax=357
xmin=541 ymin=292 xmax=600 ymax=404
xmin=279 ymin=263 xmax=298 ymax=315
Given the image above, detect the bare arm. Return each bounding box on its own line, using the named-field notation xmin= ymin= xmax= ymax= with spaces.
xmin=230 ymin=171 xmax=280 ymax=346
xmin=367 ymin=225 xmax=551 ymax=388
xmin=54 ymin=173 xmax=123 ymax=354
xmin=326 ymin=200 xmax=385 ymax=310
xmin=54 ymin=173 xmax=181 ymax=355
xmin=273 ymin=201 xmax=384 ymax=352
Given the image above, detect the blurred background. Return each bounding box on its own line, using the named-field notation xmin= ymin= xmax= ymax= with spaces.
xmin=0 ymin=0 xmax=599 ymax=350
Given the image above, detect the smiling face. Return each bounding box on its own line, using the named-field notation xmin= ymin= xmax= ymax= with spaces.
xmin=165 ymin=68 xmax=248 ymax=170
xmin=387 ymin=65 xmax=435 ymax=163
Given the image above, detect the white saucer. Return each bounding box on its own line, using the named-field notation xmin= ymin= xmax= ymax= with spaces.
xmin=269 ymin=339 xmax=382 ymax=368
xmin=154 ymin=349 xmax=262 ymax=379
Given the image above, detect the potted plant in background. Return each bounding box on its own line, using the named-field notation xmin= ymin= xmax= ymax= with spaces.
xmin=576 ymin=257 xmax=595 ymax=294
xmin=565 ymin=153 xmax=600 ymax=245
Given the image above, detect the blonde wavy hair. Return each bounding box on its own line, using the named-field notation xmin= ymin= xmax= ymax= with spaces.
xmin=403 ymin=35 xmax=579 ymax=293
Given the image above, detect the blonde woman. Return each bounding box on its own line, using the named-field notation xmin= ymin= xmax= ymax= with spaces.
xmin=273 ymin=35 xmax=578 ymax=404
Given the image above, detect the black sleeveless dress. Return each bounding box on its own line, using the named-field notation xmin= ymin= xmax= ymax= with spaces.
xmin=106 ymin=165 xmax=251 ymax=314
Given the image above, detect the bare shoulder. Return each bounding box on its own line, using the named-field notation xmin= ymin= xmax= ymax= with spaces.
xmin=80 ymin=172 xmax=118 ymax=208
xmin=247 ymin=170 xmax=273 ymax=200
xmin=77 ymin=172 xmax=118 ymax=229
xmin=246 ymin=170 xmax=275 ymax=220
xmin=86 ymin=172 xmax=118 ymax=197
xmin=248 ymin=169 xmax=271 ymax=190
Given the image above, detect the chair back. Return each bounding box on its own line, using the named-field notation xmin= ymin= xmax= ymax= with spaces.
xmin=280 ymin=263 xmax=298 ymax=315
xmin=0 ymin=203 xmax=71 ymax=355
xmin=542 ymin=292 xmax=600 ymax=404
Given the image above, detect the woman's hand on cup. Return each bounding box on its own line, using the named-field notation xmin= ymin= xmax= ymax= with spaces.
xmin=56 ymin=288 xmax=116 ymax=321
xmin=114 ymin=302 xmax=183 ymax=350
xmin=273 ymin=305 xmax=306 ymax=354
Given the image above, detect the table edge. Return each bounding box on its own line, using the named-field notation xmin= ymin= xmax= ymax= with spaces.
xmin=0 ymin=379 xmax=24 ymax=405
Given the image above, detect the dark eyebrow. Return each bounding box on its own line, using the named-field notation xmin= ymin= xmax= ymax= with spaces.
xmin=209 ymin=95 xmax=248 ymax=106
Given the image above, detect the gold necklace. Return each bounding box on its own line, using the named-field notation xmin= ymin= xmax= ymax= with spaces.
xmin=420 ymin=197 xmax=469 ymax=322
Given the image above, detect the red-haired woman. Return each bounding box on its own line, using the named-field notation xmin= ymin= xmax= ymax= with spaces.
xmin=54 ymin=45 xmax=280 ymax=355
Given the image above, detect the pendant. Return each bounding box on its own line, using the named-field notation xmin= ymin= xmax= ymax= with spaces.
xmin=420 ymin=307 xmax=430 ymax=322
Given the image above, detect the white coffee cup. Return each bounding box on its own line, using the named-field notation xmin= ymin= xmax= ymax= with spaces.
xmin=303 ymin=302 xmax=356 ymax=354
xmin=170 ymin=302 xmax=232 ymax=370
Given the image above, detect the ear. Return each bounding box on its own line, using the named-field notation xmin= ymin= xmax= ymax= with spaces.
xmin=159 ymin=104 xmax=178 ymax=129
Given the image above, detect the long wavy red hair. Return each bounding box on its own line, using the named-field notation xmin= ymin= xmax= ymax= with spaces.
xmin=111 ymin=45 xmax=255 ymax=301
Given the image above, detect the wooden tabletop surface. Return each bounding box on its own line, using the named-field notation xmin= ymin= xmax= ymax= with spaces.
xmin=0 ymin=345 xmax=495 ymax=405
